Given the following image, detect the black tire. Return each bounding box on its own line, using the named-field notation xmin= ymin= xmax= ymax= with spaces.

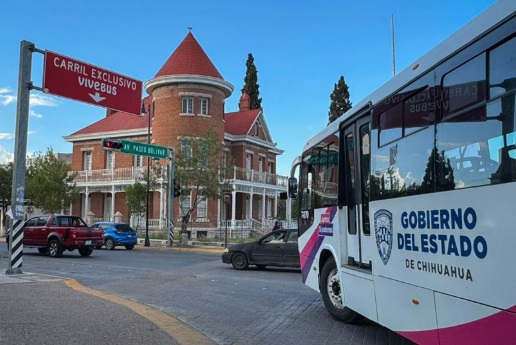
xmin=37 ymin=248 xmax=48 ymax=254
xmin=231 ymin=252 xmax=249 ymax=270
xmin=320 ymin=257 xmax=360 ymax=323
xmin=48 ymin=239 xmax=63 ymax=258
xmin=125 ymin=245 xmax=134 ymax=250
xmin=256 ymin=265 xmax=267 ymax=270
xmin=105 ymin=238 xmax=115 ymax=250
xmin=78 ymin=247 xmax=93 ymax=257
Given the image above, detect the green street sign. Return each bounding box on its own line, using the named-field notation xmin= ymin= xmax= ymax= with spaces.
xmin=121 ymin=140 xmax=168 ymax=159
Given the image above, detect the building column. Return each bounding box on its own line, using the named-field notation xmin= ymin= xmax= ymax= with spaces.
xmin=261 ymin=190 xmax=266 ymax=225
xmin=248 ymin=192 xmax=253 ymax=220
xmin=159 ymin=186 xmax=165 ymax=229
xmin=84 ymin=187 xmax=90 ymax=219
xmin=274 ymin=192 xmax=278 ymax=219
xmin=231 ymin=190 xmax=236 ymax=229
xmin=111 ymin=186 xmax=116 ymax=222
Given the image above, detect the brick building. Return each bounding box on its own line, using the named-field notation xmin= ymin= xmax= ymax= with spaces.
xmin=64 ymin=32 xmax=287 ymax=238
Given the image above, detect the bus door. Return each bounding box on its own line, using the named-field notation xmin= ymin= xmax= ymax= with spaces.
xmin=342 ymin=116 xmax=372 ymax=269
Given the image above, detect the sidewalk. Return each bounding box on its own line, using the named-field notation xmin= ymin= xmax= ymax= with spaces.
xmin=0 ymin=272 xmax=216 ymax=345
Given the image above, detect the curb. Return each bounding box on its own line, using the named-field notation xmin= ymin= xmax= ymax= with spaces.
xmin=65 ymin=279 xmax=216 ymax=345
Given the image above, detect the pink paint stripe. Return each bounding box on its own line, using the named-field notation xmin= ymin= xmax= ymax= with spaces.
xmin=399 ymin=306 xmax=516 ymax=345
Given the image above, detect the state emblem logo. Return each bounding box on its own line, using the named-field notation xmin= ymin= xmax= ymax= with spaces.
xmin=374 ymin=209 xmax=393 ymax=265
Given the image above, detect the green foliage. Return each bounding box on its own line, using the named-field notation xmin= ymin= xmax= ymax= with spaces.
xmin=328 ymin=76 xmax=352 ymax=125
xmin=25 ymin=148 xmax=78 ymax=213
xmin=175 ymin=128 xmax=234 ymax=233
xmin=244 ymin=53 xmax=262 ymax=110
xmin=0 ymin=162 xmax=13 ymax=222
xmin=125 ymin=180 xmax=147 ymax=229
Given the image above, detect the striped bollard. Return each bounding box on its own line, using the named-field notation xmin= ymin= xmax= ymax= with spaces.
xmin=6 ymin=219 xmax=24 ymax=274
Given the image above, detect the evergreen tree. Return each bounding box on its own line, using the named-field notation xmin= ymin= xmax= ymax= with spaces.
xmin=125 ymin=181 xmax=147 ymax=231
xmin=328 ymin=76 xmax=352 ymax=124
xmin=244 ymin=53 xmax=262 ymax=110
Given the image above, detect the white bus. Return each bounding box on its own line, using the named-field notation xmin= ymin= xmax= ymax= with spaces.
xmin=287 ymin=1 xmax=516 ymax=344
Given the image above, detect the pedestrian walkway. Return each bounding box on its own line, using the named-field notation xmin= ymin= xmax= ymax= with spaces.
xmin=0 ymin=272 xmax=215 ymax=345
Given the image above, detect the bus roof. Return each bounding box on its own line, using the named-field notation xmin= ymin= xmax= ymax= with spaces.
xmin=302 ymin=0 xmax=516 ymax=154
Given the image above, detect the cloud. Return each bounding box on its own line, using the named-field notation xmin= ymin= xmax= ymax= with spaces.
xmin=0 ymin=133 xmax=15 ymax=140
xmin=29 ymin=110 xmax=42 ymax=119
xmin=0 ymin=88 xmax=11 ymax=94
xmin=0 ymin=94 xmax=16 ymax=105
xmin=30 ymin=94 xmax=58 ymax=107
xmin=0 ymin=145 xmax=14 ymax=164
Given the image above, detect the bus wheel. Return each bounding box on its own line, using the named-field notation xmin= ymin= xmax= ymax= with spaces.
xmin=320 ymin=257 xmax=360 ymax=323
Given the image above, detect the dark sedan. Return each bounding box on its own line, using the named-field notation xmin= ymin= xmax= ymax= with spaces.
xmin=222 ymin=228 xmax=300 ymax=270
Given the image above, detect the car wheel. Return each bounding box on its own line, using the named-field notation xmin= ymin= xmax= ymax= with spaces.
xmin=320 ymin=257 xmax=360 ymax=323
xmin=78 ymin=247 xmax=93 ymax=257
xmin=105 ymin=238 xmax=115 ymax=250
xmin=48 ymin=240 xmax=63 ymax=258
xmin=125 ymin=245 xmax=134 ymax=250
xmin=231 ymin=252 xmax=249 ymax=270
xmin=37 ymin=248 xmax=48 ymax=254
xmin=256 ymin=265 xmax=267 ymax=270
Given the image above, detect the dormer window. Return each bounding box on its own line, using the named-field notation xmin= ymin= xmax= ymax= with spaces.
xmin=182 ymin=97 xmax=193 ymax=114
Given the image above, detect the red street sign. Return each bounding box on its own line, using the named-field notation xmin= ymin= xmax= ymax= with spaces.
xmin=43 ymin=51 xmax=142 ymax=115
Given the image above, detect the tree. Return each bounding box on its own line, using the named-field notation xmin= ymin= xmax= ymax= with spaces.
xmin=174 ymin=129 xmax=234 ymax=244
xmin=125 ymin=181 xmax=147 ymax=231
xmin=25 ymin=148 xmax=78 ymax=213
xmin=0 ymin=162 xmax=13 ymax=225
xmin=244 ymin=53 xmax=262 ymax=110
xmin=328 ymin=76 xmax=352 ymax=124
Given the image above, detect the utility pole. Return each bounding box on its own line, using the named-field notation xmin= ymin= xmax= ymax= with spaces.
xmin=168 ymin=148 xmax=175 ymax=247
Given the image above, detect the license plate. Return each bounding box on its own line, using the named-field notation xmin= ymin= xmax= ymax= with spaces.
xmin=85 ymin=240 xmax=92 ymax=245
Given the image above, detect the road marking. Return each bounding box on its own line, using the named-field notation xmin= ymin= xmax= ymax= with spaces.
xmin=65 ymin=279 xmax=215 ymax=345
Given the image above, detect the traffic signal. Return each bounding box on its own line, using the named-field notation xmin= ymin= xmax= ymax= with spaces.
xmin=173 ymin=179 xmax=181 ymax=198
xmin=102 ymin=139 xmax=123 ymax=151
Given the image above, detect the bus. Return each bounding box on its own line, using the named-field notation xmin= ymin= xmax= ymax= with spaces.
xmin=287 ymin=1 xmax=516 ymax=344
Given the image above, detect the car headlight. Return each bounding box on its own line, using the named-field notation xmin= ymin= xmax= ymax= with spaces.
xmin=224 ymin=248 xmax=229 ymax=253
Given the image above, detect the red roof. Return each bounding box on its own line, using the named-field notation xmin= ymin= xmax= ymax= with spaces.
xmin=70 ymin=111 xmax=148 ymax=136
xmin=225 ymin=109 xmax=261 ymax=135
xmin=155 ymin=32 xmax=223 ymax=79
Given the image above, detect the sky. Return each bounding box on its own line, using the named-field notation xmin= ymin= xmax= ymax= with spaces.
xmin=0 ymin=0 xmax=498 ymax=176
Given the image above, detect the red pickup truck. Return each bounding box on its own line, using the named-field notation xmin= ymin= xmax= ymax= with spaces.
xmin=6 ymin=214 xmax=104 ymax=257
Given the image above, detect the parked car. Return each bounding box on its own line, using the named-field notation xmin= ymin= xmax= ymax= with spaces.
xmin=221 ymin=228 xmax=300 ymax=270
xmin=5 ymin=214 xmax=103 ymax=257
xmin=92 ymin=222 xmax=137 ymax=250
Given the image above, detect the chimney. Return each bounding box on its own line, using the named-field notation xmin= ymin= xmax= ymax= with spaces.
xmin=239 ymin=87 xmax=250 ymax=111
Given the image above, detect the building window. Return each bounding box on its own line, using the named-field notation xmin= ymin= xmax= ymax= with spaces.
xmin=83 ymin=151 xmax=92 ymax=171
xmin=106 ymin=151 xmax=115 ymax=170
xmin=197 ymin=197 xmax=207 ymax=219
xmin=134 ymin=155 xmax=144 ymax=167
xmin=259 ymin=157 xmax=263 ymax=172
xmin=268 ymin=162 xmax=273 ymax=174
xmin=180 ymin=138 xmax=193 ymax=158
xmin=200 ymin=98 xmax=209 ymax=115
xmin=180 ymin=195 xmax=191 ymax=218
xmin=182 ymin=97 xmax=194 ymax=114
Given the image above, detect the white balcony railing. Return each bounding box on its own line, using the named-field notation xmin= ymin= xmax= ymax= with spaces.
xmin=70 ymin=166 xmax=288 ymax=187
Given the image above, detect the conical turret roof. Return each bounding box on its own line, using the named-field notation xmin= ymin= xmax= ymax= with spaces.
xmin=155 ymin=32 xmax=223 ymax=79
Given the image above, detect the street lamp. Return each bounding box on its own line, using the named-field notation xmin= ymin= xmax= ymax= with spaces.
xmin=143 ymin=101 xmax=151 ymax=247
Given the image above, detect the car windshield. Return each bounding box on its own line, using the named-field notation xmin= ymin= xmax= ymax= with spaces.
xmin=114 ymin=224 xmax=134 ymax=232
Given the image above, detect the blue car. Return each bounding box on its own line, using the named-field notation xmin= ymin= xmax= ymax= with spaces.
xmin=92 ymin=222 xmax=138 ymax=250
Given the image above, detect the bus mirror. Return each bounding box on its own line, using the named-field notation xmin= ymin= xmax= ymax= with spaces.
xmin=288 ymin=177 xmax=298 ymax=199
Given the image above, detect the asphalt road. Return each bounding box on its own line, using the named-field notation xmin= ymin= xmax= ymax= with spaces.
xmin=0 ymin=244 xmax=414 ymax=345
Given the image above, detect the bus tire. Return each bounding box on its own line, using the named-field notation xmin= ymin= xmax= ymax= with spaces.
xmin=320 ymin=257 xmax=360 ymax=323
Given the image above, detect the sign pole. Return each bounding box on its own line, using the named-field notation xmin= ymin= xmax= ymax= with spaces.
xmin=168 ymin=148 xmax=175 ymax=247
xmin=7 ymin=40 xmax=34 ymax=274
